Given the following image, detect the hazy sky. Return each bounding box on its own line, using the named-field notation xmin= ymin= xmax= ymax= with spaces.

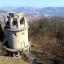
xmin=0 ymin=0 xmax=64 ymax=7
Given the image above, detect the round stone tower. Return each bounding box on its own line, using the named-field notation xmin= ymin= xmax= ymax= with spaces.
xmin=5 ymin=12 xmax=30 ymax=57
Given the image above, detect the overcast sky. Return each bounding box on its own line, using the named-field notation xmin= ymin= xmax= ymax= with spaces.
xmin=0 ymin=0 xmax=64 ymax=8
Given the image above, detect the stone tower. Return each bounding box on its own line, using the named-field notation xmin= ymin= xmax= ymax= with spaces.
xmin=5 ymin=12 xmax=30 ymax=57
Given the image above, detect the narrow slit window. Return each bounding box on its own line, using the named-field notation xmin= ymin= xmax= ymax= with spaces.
xmin=20 ymin=17 xmax=25 ymax=24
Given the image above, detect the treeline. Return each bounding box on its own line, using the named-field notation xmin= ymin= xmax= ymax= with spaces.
xmin=29 ymin=16 xmax=64 ymax=64
xmin=29 ymin=16 xmax=64 ymax=45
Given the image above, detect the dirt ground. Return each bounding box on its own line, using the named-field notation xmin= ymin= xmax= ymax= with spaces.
xmin=0 ymin=56 xmax=30 ymax=64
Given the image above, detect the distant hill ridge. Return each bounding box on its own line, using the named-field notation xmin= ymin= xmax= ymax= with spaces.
xmin=0 ymin=7 xmax=64 ymax=16
xmin=0 ymin=10 xmax=7 ymax=13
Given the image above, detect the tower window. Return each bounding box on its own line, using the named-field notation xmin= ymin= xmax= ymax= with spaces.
xmin=12 ymin=18 xmax=17 ymax=25
xmin=20 ymin=17 xmax=25 ymax=24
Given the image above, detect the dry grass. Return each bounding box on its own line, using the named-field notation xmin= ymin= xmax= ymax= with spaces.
xmin=0 ymin=56 xmax=30 ymax=64
xmin=29 ymin=17 xmax=64 ymax=64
